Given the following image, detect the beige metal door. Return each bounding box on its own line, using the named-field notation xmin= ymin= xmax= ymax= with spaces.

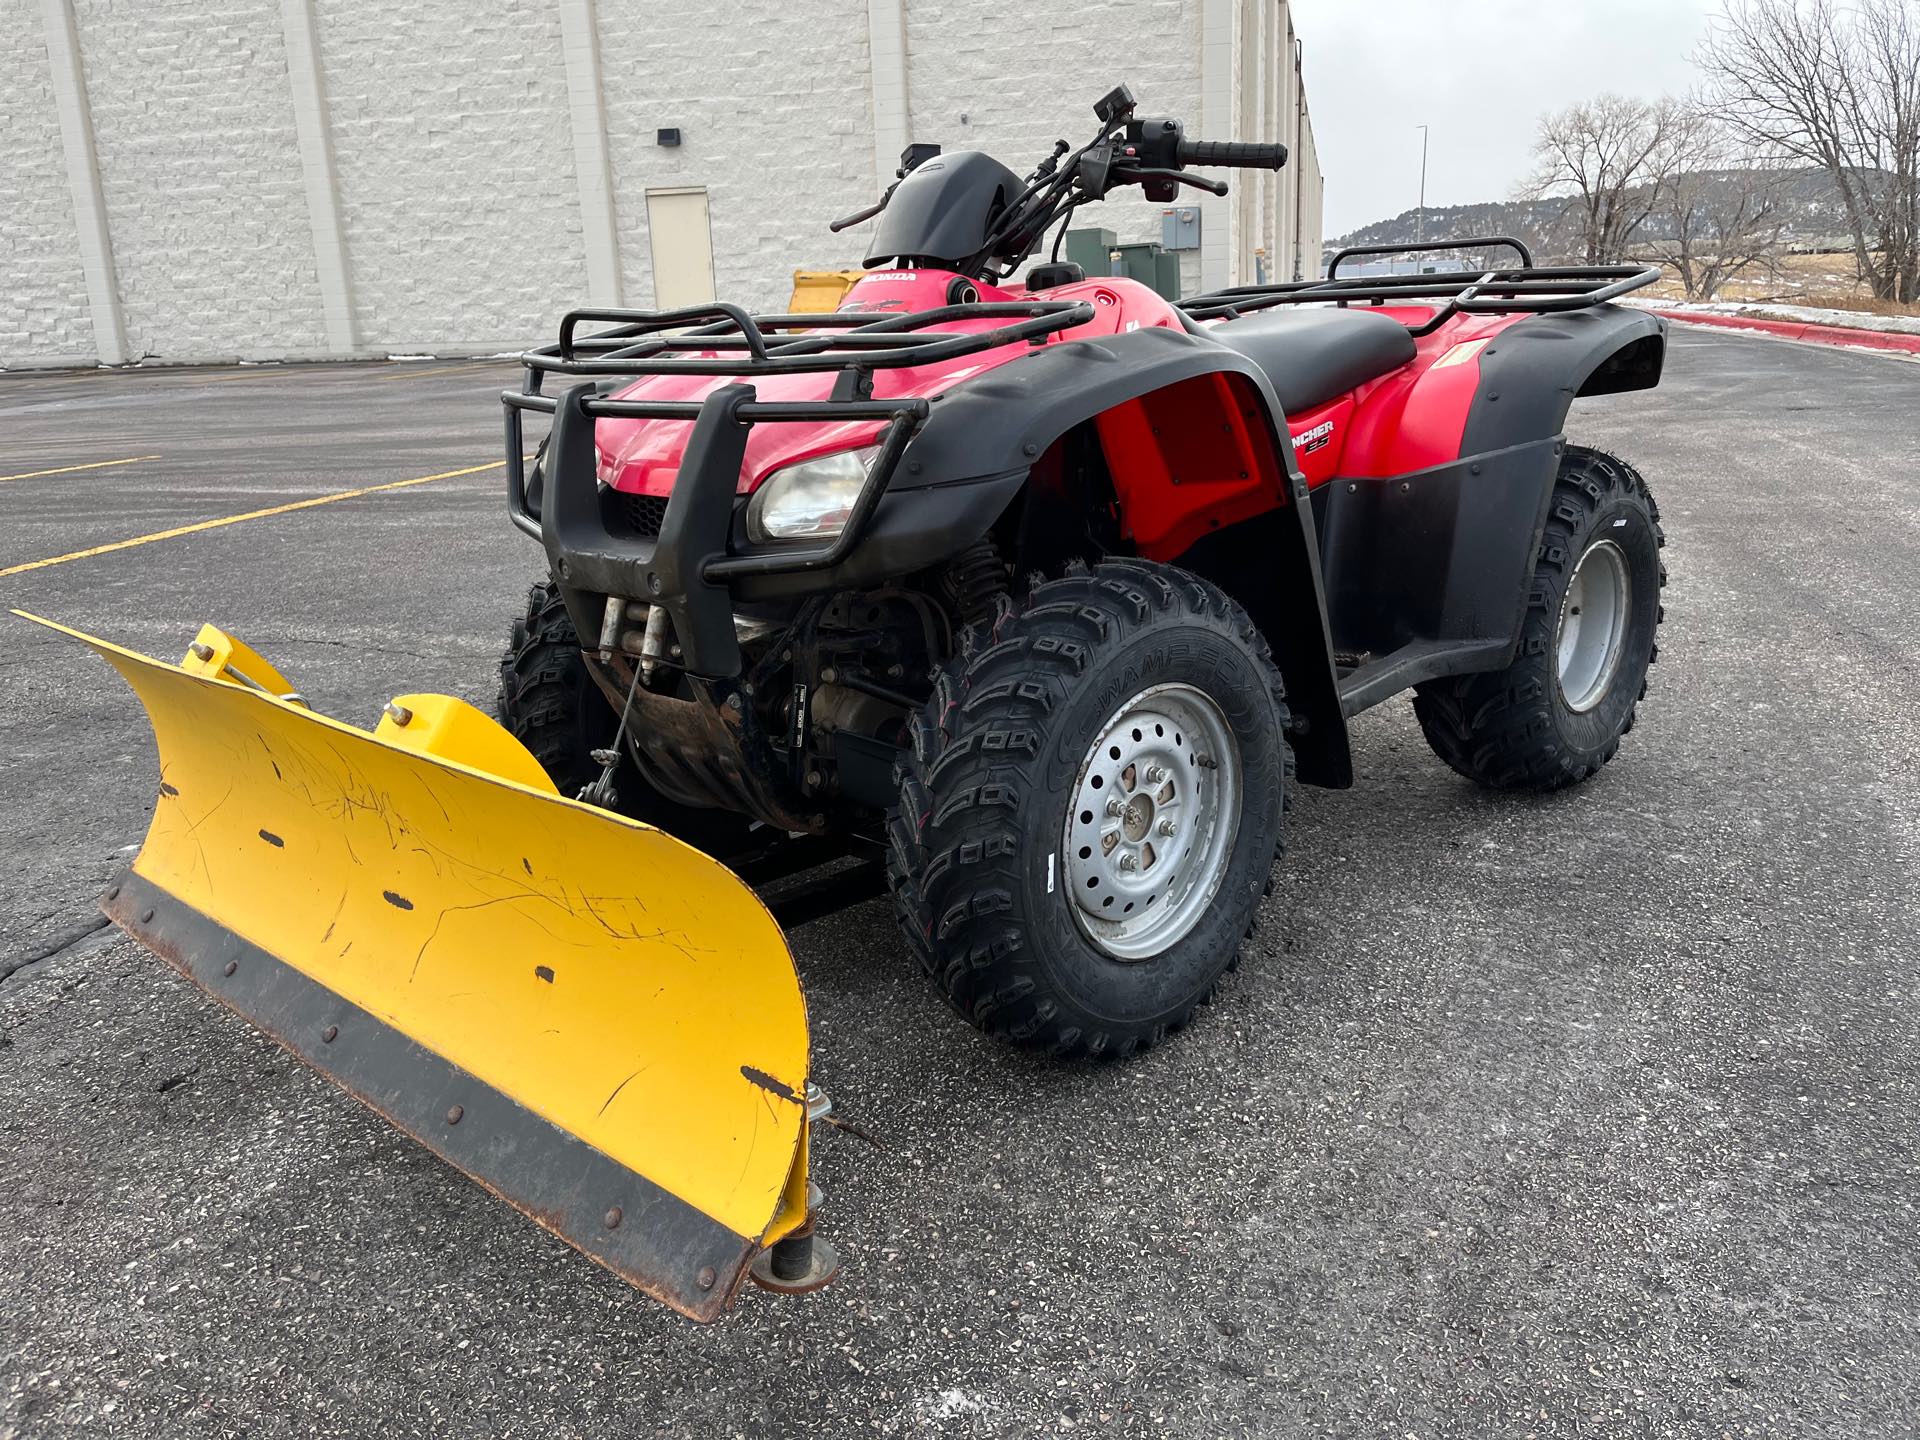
xmin=645 ymin=187 xmax=716 ymax=309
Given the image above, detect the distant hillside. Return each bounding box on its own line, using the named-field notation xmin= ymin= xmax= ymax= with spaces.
xmin=1325 ymin=167 xmax=1870 ymax=268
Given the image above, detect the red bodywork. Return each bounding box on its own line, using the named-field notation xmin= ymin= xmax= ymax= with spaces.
xmin=594 ymin=270 xmax=1530 ymax=561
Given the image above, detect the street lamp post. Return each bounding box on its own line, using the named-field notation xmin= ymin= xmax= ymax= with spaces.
xmin=1415 ymin=124 xmax=1429 ymax=248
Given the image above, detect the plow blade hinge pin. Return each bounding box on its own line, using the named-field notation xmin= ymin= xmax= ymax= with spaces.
xmin=384 ymin=702 xmax=413 ymax=728
xmin=188 ymin=642 xmax=215 ymax=662
xmin=589 ymin=748 xmax=620 ymax=767
xmin=750 ymin=1228 xmax=841 ymax=1293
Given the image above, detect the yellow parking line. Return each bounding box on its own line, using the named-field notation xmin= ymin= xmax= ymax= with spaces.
xmin=0 ymin=459 xmax=506 ymax=579
xmin=370 ymin=361 xmax=503 ymax=381
xmin=0 ymin=454 xmax=161 ymax=483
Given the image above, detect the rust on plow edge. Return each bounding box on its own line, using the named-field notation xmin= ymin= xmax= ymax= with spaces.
xmin=101 ymin=871 xmax=763 ymax=1321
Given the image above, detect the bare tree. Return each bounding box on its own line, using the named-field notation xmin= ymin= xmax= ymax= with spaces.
xmin=1646 ymin=111 xmax=1791 ymax=299
xmin=1528 ymin=95 xmax=1690 ymax=263
xmin=1699 ymin=0 xmax=1920 ymax=302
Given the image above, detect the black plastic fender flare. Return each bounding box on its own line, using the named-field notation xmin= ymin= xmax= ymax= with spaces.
xmin=1462 ymin=306 xmax=1666 ymax=455
xmin=896 ymin=325 xmax=1350 ymax=788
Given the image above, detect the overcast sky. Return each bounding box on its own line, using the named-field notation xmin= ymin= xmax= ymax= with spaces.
xmin=1295 ymin=0 xmax=1722 ymax=235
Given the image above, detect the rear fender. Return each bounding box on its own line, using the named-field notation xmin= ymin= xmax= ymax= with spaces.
xmin=1461 ymin=307 xmax=1666 ymax=454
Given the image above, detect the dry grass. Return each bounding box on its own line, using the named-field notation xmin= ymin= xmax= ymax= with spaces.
xmin=1639 ymin=251 xmax=1920 ymax=318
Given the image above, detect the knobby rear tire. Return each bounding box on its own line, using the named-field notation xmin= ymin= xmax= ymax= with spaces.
xmin=1412 ymin=445 xmax=1666 ymax=790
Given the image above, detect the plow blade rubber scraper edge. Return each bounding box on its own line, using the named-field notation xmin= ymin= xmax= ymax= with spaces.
xmin=15 ymin=611 xmax=821 ymax=1322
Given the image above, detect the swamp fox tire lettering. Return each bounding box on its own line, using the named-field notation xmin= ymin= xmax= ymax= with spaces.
xmin=886 ymin=559 xmax=1294 ymax=1059
xmin=1411 ymin=446 xmax=1667 ymax=790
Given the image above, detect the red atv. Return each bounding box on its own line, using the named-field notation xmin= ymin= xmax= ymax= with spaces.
xmin=500 ymin=84 xmax=1668 ymax=1060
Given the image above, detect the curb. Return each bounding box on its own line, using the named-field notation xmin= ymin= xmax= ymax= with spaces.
xmin=1651 ymin=308 xmax=1920 ymax=356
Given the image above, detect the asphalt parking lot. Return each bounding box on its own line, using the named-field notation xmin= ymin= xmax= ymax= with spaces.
xmin=2 ymin=329 xmax=1916 ymax=1438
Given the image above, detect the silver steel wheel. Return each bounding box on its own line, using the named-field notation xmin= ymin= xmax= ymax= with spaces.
xmin=1556 ymin=538 xmax=1631 ymax=713
xmin=1061 ymin=682 xmax=1242 ymax=962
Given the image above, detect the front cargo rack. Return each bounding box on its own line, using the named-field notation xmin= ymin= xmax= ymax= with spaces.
xmin=1180 ymin=236 xmax=1660 ymax=335
xmin=501 ymin=299 xmax=1095 ymax=676
xmin=501 ymin=298 xmax=1093 ymax=542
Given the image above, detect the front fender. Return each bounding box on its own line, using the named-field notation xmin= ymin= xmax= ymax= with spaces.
xmin=906 ymin=326 xmax=1351 ymax=789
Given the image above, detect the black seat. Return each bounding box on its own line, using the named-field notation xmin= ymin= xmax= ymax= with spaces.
xmin=1207 ymin=307 xmax=1416 ymax=415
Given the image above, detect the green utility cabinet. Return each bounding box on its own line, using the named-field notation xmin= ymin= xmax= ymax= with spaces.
xmin=1063 ymin=227 xmax=1117 ymax=279
xmin=1063 ymin=229 xmax=1183 ymax=301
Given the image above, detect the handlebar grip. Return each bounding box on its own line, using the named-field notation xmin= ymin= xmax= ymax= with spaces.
xmin=1177 ymin=139 xmax=1289 ymax=170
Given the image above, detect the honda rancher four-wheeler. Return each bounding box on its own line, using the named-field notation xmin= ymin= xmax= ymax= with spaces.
xmin=499 ymin=83 xmax=1667 ymax=1054
xmin=36 ymin=84 xmax=1666 ymax=1320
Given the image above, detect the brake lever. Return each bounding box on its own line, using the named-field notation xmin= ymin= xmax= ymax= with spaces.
xmin=1128 ymin=167 xmax=1229 ymax=197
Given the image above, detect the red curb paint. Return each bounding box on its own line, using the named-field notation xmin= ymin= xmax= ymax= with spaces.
xmin=1652 ymin=308 xmax=1920 ymax=356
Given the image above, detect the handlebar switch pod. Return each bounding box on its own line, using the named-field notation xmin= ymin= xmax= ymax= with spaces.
xmin=1125 ymin=116 xmax=1188 ymax=170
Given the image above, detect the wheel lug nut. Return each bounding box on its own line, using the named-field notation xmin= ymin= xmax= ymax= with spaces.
xmin=1145 ymin=765 xmax=1167 ymax=784
xmin=1157 ymin=818 xmax=1176 ymax=836
xmin=1117 ymin=853 xmax=1138 ymax=871
xmin=1105 ymin=797 xmax=1125 ymax=818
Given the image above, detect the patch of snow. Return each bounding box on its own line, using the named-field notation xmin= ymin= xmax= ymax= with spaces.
xmin=1632 ymin=297 xmax=1920 ymax=337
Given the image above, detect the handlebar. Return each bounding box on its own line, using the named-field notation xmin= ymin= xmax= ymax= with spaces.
xmin=829 ymin=194 xmax=891 ymax=233
xmin=1177 ymin=138 xmax=1288 ymax=169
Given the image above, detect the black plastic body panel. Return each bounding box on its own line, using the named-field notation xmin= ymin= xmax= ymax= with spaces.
xmin=1315 ymin=439 xmax=1562 ymax=714
xmin=865 ymin=150 xmax=1023 ymax=267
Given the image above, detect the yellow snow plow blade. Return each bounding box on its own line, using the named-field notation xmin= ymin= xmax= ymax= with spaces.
xmin=17 ymin=611 xmax=816 ymax=1322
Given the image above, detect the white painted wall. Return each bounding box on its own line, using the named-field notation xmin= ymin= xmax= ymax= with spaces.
xmin=72 ymin=0 xmax=330 ymax=361
xmin=3 ymin=0 xmax=1322 ymax=368
xmin=4 ymin=0 xmax=94 ymax=365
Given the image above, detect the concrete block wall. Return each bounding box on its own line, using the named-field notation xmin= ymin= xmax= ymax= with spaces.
xmin=895 ymin=0 xmax=1203 ymax=259
xmin=312 ymin=0 xmax=588 ymax=351
xmin=2 ymin=0 xmax=1322 ymax=368
xmin=2 ymin=0 xmax=94 ymax=364
xmin=70 ymin=0 xmax=329 ymax=362
xmin=594 ymin=0 xmax=875 ymax=314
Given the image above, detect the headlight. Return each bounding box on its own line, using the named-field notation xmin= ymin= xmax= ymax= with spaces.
xmin=746 ymin=446 xmax=879 ymax=543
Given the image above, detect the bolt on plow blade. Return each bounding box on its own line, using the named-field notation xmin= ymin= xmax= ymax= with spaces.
xmin=17 ymin=611 xmax=815 ymax=1322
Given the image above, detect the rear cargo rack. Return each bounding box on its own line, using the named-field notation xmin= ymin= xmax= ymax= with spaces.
xmin=1181 ymin=236 xmax=1659 ymax=335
